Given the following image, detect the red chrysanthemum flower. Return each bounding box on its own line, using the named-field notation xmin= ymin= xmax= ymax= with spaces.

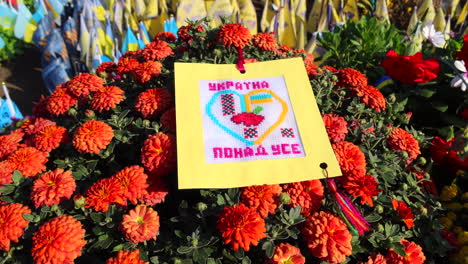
xmin=106 ymin=249 xmax=148 ymax=264
xmin=217 ymin=204 xmax=266 ymax=251
xmin=277 ymin=44 xmax=293 ymax=55
xmin=32 ymin=125 xmax=68 ymax=152
xmin=67 ymin=73 xmax=105 ymax=97
xmin=338 ymin=68 xmax=368 ymax=89
xmin=32 ymin=215 xmax=86 ymax=264
xmin=0 ymin=161 xmax=14 ymax=186
xmin=121 ymin=205 xmax=160 ymax=244
xmin=269 ymin=243 xmax=306 ymax=264
xmin=141 ymin=132 xmax=177 ymax=177
xmin=112 ymin=166 xmax=148 ymax=204
xmin=282 ymin=180 xmax=324 ymax=216
xmin=322 ymin=65 xmax=338 ymax=72
xmin=0 ymin=130 xmax=23 ymax=160
xmin=332 ymin=141 xmax=367 ymax=179
xmin=305 ymin=56 xmax=319 ymax=77
xmin=141 ymin=40 xmax=174 ymax=61
xmin=91 ymin=85 xmax=125 ymax=112
xmin=33 ymin=95 xmax=50 ymax=117
xmin=241 ymin=184 xmax=282 ymax=218
xmin=217 ymin=23 xmax=252 ymax=49
xmin=132 ymin=61 xmax=163 ymax=84
xmin=386 ymin=239 xmax=426 ymax=264
xmin=73 ymin=120 xmax=114 ymax=154
xmin=252 ymin=32 xmax=278 ymax=51
xmin=177 ymin=24 xmax=205 ymax=42
xmin=117 ymin=57 xmax=140 ymax=75
xmin=322 ymin=113 xmax=348 ymax=143
xmin=85 ymin=178 xmax=125 ymax=212
xmin=45 ymin=87 xmax=78 ymax=116
xmin=135 ymin=88 xmax=173 ymax=119
xmin=245 ymin=58 xmax=259 ymax=63
xmin=301 ymin=211 xmax=352 ymax=264
xmin=96 ymin=62 xmax=117 ymax=78
xmin=0 ymin=203 xmax=31 ymax=251
xmin=20 ymin=118 xmax=55 ymax=136
xmin=392 ymin=199 xmax=414 ymax=229
xmin=160 ymin=107 xmax=176 ymax=133
xmin=31 ymin=168 xmax=76 ymax=208
xmin=358 ymin=254 xmax=387 ymax=264
xmin=155 ymin=32 xmax=177 ymax=42
xmin=138 ymin=174 xmax=169 ymax=206
xmin=7 ymin=147 xmax=47 ymax=177
xmin=387 ymin=128 xmax=421 ymax=165
xmin=411 ymin=168 xmax=438 ymax=196
xmin=342 ymin=174 xmax=381 ymax=207
xmin=351 ymin=85 xmax=386 ymax=112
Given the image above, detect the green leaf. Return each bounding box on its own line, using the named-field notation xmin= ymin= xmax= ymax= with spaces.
xmin=262 ymin=241 xmax=275 ymax=258
xmin=12 ymin=170 xmax=22 ymax=184
xmin=0 ymin=185 xmax=15 ymax=195
xmin=431 ymin=101 xmax=448 ymax=112
xmin=23 ymin=213 xmax=35 ymax=222
xmin=365 ymin=214 xmax=382 ymax=223
xmin=415 ymin=88 xmax=436 ymax=98
xmin=150 ymin=256 xmax=159 ymax=264
xmin=252 ymin=106 xmax=263 ymax=114
xmin=177 ymin=246 xmax=193 ymax=254
xmin=391 ymin=243 xmax=406 ymax=257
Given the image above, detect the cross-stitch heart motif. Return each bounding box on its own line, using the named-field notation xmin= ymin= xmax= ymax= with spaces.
xmin=206 ymin=89 xmax=288 ymax=145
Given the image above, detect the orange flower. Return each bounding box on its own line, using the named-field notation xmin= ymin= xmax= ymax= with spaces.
xmin=67 ymin=73 xmax=105 ymax=97
xmin=141 ymin=132 xmax=177 ymax=177
xmin=177 ymin=24 xmax=205 ymax=42
xmin=20 ymin=117 xmax=55 ymax=136
xmin=85 ymin=178 xmax=125 ymax=212
xmin=31 ymin=168 xmax=76 ymax=208
xmin=217 ymin=24 xmax=252 ymax=49
xmin=96 ymin=62 xmax=117 ymax=77
xmin=359 ymin=254 xmax=387 ymax=264
xmin=73 ymin=120 xmax=114 ymax=154
xmin=354 ymin=85 xmax=386 ymax=112
xmin=332 ymin=141 xmax=367 ymax=179
xmin=322 ymin=113 xmax=348 ymax=143
xmin=301 ymin=211 xmax=352 ymax=264
xmin=386 ymin=239 xmax=426 ymax=264
xmin=141 ymin=40 xmax=174 ymax=61
xmin=117 ymin=57 xmax=140 ymax=75
xmin=269 ymin=243 xmax=306 ymax=264
xmin=342 ymin=174 xmax=381 ymax=207
xmin=282 ymin=180 xmax=324 ymax=216
xmin=305 ymin=56 xmax=319 ymax=77
xmin=45 ymin=87 xmax=78 ymax=116
xmin=0 ymin=161 xmax=14 ymax=186
xmin=241 ymin=184 xmax=282 ymax=218
xmin=138 ymin=174 xmax=169 ymax=206
xmin=132 ymin=61 xmax=163 ymax=84
xmin=338 ymin=68 xmax=368 ymax=89
xmin=121 ymin=205 xmax=160 ymax=243
xmin=277 ymin=44 xmax=293 ymax=55
xmin=32 ymin=125 xmax=68 ymax=152
xmin=160 ymin=107 xmax=176 ymax=133
xmin=33 ymin=95 xmax=50 ymax=117
xmin=155 ymin=32 xmax=177 ymax=42
xmin=32 ymin=215 xmax=86 ymax=264
xmin=112 ymin=166 xmax=148 ymax=204
xmin=91 ymin=85 xmax=125 ymax=112
xmin=135 ymin=88 xmax=172 ymax=119
xmin=392 ymin=199 xmax=414 ymax=229
xmin=0 ymin=203 xmax=31 ymax=251
xmin=387 ymin=128 xmax=421 ymax=165
xmin=252 ymin=32 xmax=278 ymax=51
xmin=217 ymin=204 xmax=266 ymax=251
xmin=8 ymin=147 xmax=48 ymax=177
xmin=0 ymin=130 xmax=23 ymax=160
xmin=106 ymin=249 xmax=148 ymax=264
xmin=245 ymin=58 xmax=259 ymax=63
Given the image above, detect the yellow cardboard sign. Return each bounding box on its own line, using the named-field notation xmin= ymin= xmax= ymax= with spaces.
xmin=175 ymin=57 xmax=341 ymax=189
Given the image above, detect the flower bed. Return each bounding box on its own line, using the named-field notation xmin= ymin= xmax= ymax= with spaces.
xmin=0 ymin=21 xmax=461 ymax=263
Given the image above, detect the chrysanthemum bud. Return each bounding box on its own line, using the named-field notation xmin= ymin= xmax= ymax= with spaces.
xmin=280 ymin=192 xmax=291 ymax=205
xmin=417 ymin=157 xmax=426 ymax=165
xmin=376 ymin=205 xmax=384 ymax=214
xmin=74 ymin=195 xmax=86 ymax=209
xmin=196 ymin=202 xmax=207 ymax=212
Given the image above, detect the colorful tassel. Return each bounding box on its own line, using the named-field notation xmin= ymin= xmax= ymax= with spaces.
xmin=321 ymin=163 xmax=370 ymax=236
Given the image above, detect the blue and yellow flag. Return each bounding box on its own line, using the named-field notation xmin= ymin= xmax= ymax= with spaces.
xmin=104 ymin=19 xmax=114 ymax=58
xmin=164 ymin=15 xmax=179 ymax=36
xmin=62 ymin=16 xmax=78 ymax=56
xmin=79 ymin=14 xmax=90 ymax=61
xmin=32 ymin=0 xmax=48 ymax=23
xmin=14 ymin=4 xmax=33 ymax=39
xmin=176 ymin=0 xmax=207 ymax=27
xmin=0 ymin=2 xmax=17 ymax=30
xmin=238 ymin=0 xmax=257 ymax=34
xmin=122 ymin=27 xmax=139 ymax=53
